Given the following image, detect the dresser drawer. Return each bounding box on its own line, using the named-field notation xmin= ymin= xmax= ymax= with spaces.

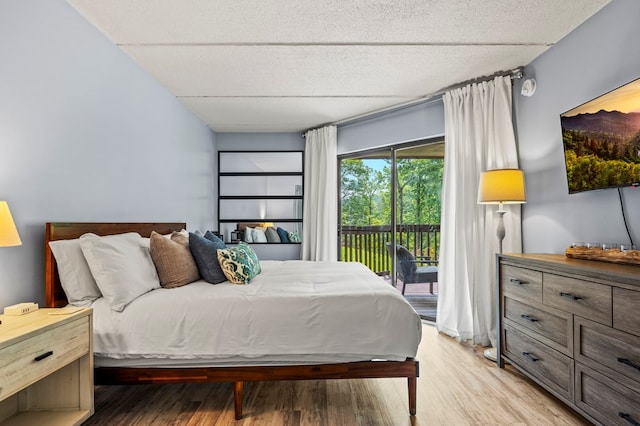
xmin=503 ymin=325 xmax=573 ymax=402
xmin=500 ymin=264 xmax=542 ymax=304
xmin=0 ymin=315 xmax=89 ymax=400
xmin=613 ymin=287 xmax=640 ymax=337
xmin=543 ymin=273 xmax=612 ymax=325
xmin=503 ymin=296 xmax=572 ymax=355
xmin=576 ymin=363 xmax=640 ymax=426
xmin=575 ymin=317 xmax=640 ymax=387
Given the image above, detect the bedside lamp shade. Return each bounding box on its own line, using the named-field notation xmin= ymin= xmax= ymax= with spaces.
xmin=0 ymin=201 xmax=22 ymax=247
xmin=478 ymin=169 xmax=526 ymax=205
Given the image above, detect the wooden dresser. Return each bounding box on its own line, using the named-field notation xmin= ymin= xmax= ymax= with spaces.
xmin=497 ymin=254 xmax=640 ymax=426
xmin=0 ymin=308 xmax=93 ymax=425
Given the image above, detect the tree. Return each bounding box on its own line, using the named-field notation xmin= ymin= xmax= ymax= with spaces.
xmin=341 ymin=159 xmax=386 ymax=225
xmin=341 ymin=157 xmax=444 ymax=226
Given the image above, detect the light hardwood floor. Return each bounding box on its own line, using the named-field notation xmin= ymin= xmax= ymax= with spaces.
xmin=84 ymin=323 xmax=589 ymax=425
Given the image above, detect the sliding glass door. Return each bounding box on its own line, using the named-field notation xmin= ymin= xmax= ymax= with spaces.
xmin=339 ymin=139 xmax=444 ymax=293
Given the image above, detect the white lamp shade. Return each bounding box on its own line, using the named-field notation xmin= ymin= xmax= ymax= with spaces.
xmin=0 ymin=201 xmax=22 ymax=247
xmin=478 ymin=169 xmax=526 ymax=204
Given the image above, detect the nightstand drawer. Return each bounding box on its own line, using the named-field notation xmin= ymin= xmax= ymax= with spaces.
xmin=503 ymin=325 xmax=573 ymax=402
xmin=575 ymin=317 xmax=640 ymax=387
xmin=543 ymin=273 xmax=611 ymax=325
xmin=0 ymin=315 xmax=89 ymax=400
xmin=576 ymin=363 xmax=640 ymax=426
xmin=503 ymin=296 xmax=572 ymax=355
xmin=500 ymin=264 xmax=542 ymax=304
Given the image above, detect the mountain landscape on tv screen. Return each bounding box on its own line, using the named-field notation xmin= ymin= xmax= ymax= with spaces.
xmin=561 ymin=110 xmax=640 ymax=193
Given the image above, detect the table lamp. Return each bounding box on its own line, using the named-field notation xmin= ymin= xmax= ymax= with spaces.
xmin=477 ymin=169 xmax=526 ymax=254
xmin=0 ymin=201 xmax=21 ymax=247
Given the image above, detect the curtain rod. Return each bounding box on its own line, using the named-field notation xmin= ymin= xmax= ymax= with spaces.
xmin=302 ymin=66 xmax=524 ymax=137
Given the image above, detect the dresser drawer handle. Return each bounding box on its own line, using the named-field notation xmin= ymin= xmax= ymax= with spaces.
xmin=559 ymin=292 xmax=581 ymax=301
xmin=509 ymin=278 xmax=527 ymax=285
xmin=521 ymin=315 xmax=538 ymax=323
xmin=34 ymin=351 xmax=54 ymax=362
xmin=618 ymin=358 xmax=640 ymax=371
xmin=619 ymin=412 xmax=640 ymax=426
xmin=522 ymin=352 xmax=539 ymax=362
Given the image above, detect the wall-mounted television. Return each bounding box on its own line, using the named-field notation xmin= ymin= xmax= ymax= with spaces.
xmin=560 ymin=78 xmax=640 ymax=193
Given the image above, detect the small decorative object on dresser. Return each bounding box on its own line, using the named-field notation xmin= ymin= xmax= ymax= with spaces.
xmin=0 ymin=308 xmax=94 ymax=425
xmin=497 ymin=253 xmax=640 ymax=426
xmin=565 ymin=243 xmax=640 ymax=266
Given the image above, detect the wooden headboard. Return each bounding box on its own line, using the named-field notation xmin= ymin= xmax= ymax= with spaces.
xmin=45 ymin=222 xmax=186 ymax=308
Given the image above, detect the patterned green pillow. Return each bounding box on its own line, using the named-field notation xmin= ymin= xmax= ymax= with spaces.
xmin=237 ymin=242 xmax=261 ymax=274
xmin=288 ymin=231 xmax=301 ymax=243
xmin=216 ymin=245 xmax=260 ymax=284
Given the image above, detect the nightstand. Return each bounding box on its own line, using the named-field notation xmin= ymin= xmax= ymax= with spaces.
xmin=0 ymin=308 xmax=93 ymax=425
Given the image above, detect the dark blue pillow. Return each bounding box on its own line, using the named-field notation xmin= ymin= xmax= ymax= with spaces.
xmin=189 ymin=232 xmax=227 ymax=284
xmin=276 ymin=227 xmax=290 ymax=243
xmin=204 ymin=230 xmax=226 ymax=246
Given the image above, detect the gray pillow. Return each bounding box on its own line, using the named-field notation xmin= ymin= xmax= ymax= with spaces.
xmin=189 ymin=232 xmax=227 ymax=284
xmin=265 ymin=227 xmax=281 ymax=243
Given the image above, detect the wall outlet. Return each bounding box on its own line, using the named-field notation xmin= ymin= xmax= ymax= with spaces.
xmin=3 ymin=302 xmax=39 ymax=316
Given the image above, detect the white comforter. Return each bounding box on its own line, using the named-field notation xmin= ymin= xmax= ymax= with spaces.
xmin=91 ymin=260 xmax=422 ymax=367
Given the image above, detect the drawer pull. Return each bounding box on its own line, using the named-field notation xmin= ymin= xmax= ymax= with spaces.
xmin=521 ymin=315 xmax=538 ymax=323
xmin=619 ymin=412 xmax=640 ymax=426
xmin=559 ymin=292 xmax=581 ymax=301
xmin=618 ymin=358 xmax=640 ymax=371
xmin=509 ymin=278 xmax=527 ymax=286
xmin=34 ymin=351 xmax=54 ymax=362
xmin=522 ymin=352 xmax=539 ymax=362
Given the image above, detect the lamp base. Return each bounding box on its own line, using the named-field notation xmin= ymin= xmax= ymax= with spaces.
xmin=484 ymin=347 xmax=497 ymax=362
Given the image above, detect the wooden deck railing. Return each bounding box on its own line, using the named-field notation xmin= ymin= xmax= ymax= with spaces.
xmin=340 ymin=224 xmax=441 ymax=274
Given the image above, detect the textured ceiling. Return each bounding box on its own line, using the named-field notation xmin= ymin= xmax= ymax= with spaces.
xmin=66 ymin=0 xmax=610 ymax=132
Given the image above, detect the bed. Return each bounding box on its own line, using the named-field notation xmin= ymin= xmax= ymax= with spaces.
xmin=44 ymin=222 xmax=421 ymax=420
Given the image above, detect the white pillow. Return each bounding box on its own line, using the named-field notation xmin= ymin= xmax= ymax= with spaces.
xmin=244 ymin=226 xmax=254 ymax=243
xmin=252 ymin=228 xmax=268 ymax=243
xmin=140 ymin=229 xmax=189 ymax=249
xmin=48 ymin=239 xmax=101 ymax=307
xmin=79 ymin=232 xmax=160 ymax=312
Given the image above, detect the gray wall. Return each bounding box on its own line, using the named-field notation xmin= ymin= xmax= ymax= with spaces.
xmin=515 ymin=0 xmax=640 ymax=253
xmin=337 ymin=99 xmax=445 ymax=154
xmin=216 ymin=132 xmax=305 ymax=151
xmin=0 ymin=0 xmax=216 ymax=308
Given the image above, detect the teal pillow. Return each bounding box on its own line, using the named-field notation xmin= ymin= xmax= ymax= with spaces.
xmin=216 ymin=244 xmax=260 ymax=284
xmin=276 ymin=227 xmax=290 ymax=243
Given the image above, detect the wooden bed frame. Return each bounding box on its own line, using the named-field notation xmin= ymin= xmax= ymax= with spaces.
xmin=44 ymin=222 xmax=419 ymax=420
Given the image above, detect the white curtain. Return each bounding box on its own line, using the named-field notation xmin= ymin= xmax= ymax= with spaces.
xmin=436 ymin=76 xmax=522 ymax=346
xmin=302 ymin=126 xmax=338 ymax=261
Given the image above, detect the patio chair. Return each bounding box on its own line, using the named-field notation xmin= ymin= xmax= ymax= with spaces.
xmin=385 ymin=243 xmax=438 ymax=295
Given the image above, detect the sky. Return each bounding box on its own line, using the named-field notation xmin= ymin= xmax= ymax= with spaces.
xmin=562 ymin=78 xmax=640 ymax=117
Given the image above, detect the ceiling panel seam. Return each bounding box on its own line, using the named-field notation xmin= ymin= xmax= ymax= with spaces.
xmin=117 ymin=42 xmax=555 ymax=47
